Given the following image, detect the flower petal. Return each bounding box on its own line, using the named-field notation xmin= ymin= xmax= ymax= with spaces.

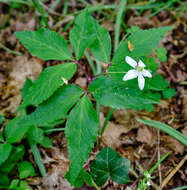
xmin=138 ymin=74 xmax=145 ymax=90
xmin=123 ymin=69 xmax=138 ymax=81
xmin=138 ymin=59 xmax=145 ymax=68
xmin=125 ymin=56 xmax=137 ymax=68
xmin=142 ymin=69 xmax=152 ymax=78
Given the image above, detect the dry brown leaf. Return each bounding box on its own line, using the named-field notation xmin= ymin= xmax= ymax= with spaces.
xmin=162 ymin=135 xmax=185 ymax=155
xmin=136 ymin=126 xmax=156 ymax=147
xmin=128 ymin=40 xmax=134 ymax=52
xmin=0 ymin=56 xmax=42 ymax=114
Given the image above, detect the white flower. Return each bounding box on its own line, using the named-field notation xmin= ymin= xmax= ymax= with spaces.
xmin=122 ymin=56 xmax=152 ymax=90
xmin=147 ymin=180 xmax=151 ymax=186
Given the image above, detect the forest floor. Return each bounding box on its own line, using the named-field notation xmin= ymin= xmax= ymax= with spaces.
xmin=0 ymin=0 xmax=186 ymax=189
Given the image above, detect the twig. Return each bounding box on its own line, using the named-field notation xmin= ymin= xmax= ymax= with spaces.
xmin=157 ymin=129 xmax=162 ymax=186
xmin=0 ymin=42 xmax=22 ymax=56
xmin=161 ymin=155 xmax=187 ymax=188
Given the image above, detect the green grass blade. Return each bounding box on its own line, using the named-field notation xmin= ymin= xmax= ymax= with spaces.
xmin=33 ymin=0 xmax=48 ymax=28
xmin=114 ymin=0 xmax=127 ymax=51
xmin=101 ymin=108 xmax=115 ymax=136
xmin=149 ymin=152 xmax=170 ymax=174
xmin=0 ymin=0 xmax=33 ymax=6
xmin=172 ymin=186 xmax=187 ymax=190
xmin=137 ymin=119 xmax=187 ymax=146
xmin=28 ymin=138 xmax=46 ymax=177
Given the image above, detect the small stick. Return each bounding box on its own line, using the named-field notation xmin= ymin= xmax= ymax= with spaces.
xmin=161 ymin=155 xmax=187 ymax=188
xmin=157 ymin=129 xmax=162 ymax=185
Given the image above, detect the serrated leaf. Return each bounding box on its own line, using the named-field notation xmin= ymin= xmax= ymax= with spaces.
xmin=70 ymin=9 xmax=96 ymax=60
xmin=18 ymin=63 xmax=77 ymax=110
xmin=18 ymin=161 xmax=36 ymax=179
xmin=5 ymin=116 xmax=31 ymax=143
xmin=90 ymin=147 xmax=130 ymax=186
xmin=0 ymin=143 xmax=12 ymax=166
xmin=113 ymin=26 xmax=173 ymax=64
xmin=22 ymin=77 xmax=32 ymax=100
xmin=163 ymin=88 xmax=175 ymax=98
xmin=65 ymin=95 xmax=99 ymax=185
xmin=89 ymin=76 xmax=161 ymax=111
xmin=15 ymin=28 xmax=73 ymax=61
xmin=19 ymin=84 xmax=84 ymax=127
xmin=155 ymin=46 xmax=167 ymax=62
xmin=89 ymin=20 xmax=111 ymax=63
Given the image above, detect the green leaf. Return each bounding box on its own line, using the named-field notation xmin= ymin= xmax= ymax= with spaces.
xmin=27 ymin=126 xmax=44 ymax=143
xmin=155 ymin=46 xmax=167 ymax=62
xmin=146 ymin=75 xmax=169 ymax=91
xmin=19 ymin=84 xmax=83 ymax=126
xmin=15 ymin=28 xmax=73 ymax=61
xmin=113 ymin=26 xmax=173 ymax=64
xmin=65 ymin=169 xmax=94 ymax=188
xmin=18 ymin=161 xmax=36 ymax=179
xmin=89 ymin=76 xmax=161 ymax=111
xmin=70 ymin=9 xmax=96 ymax=60
xmin=40 ymin=136 xmax=52 ymax=148
xmin=137 ymin=119 xmax=187 ymax=146
xmin=9 ymin=179 xmax=19 ymax=189
xmin=18 ymin=63 xmax=77 ymax=110
xmin=0 ymin=131 xmax=3 ymax=142
xmin=0 ymin=115 xmax=5 ymax=125
xmin=0 ymin=160 xmax=15 ymax=173
xmin=89 ymin=20 xmax=111 ymax=63
xmin=5 ymin=116 xmax=31 ymax=143
xmin=163 ymin=88 xmax=175 ymax=98
xmin=90 ymin=147 xmax=130 ymax=186
xmin=0 ymin=174 xmax=9 ymax=186
xmin=9 ymin=145 xmax=25 ymax=163
xmin=0 ymin=143 xmax=12 ymax=165
xmin=65 ymin=95 xmax=99 ymax=185
xmin=22 ymin=77 xmax=32 ymax=100
xmin=18 ymin=180 xmax=31 ymax=190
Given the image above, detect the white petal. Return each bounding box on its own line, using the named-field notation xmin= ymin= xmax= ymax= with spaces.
xmin=138 ymin=59 xmax=145 ymax=68
xmin=123 ymin=69 xmax=138 ymax=81
xmin=138 ymin=74 xmax=145 ymax=90
xmin=125 ymin=56 xmax=137 ymax=68
xmin=142 ymin=69 xmax=152 ymax=78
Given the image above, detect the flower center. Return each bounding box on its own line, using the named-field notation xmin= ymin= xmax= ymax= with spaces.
xmin=137 ymin=66 xmax=144 ymax=72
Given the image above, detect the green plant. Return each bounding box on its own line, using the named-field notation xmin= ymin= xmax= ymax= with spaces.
xmin=0 ymin=7 xmax=177 ymax=188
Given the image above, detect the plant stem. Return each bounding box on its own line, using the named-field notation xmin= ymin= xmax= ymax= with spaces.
xmin=63 ymin=0 xmax=68 ymax=15
xmin=0 ymin=42 xmax=22 ymax=56
xmin=28 ymin=138 xmax=46 ymax=177
xmin=114 ymin=0 xmax=127 ymax=52
xmin=100 ymin=108 xmax=115 ymax=136
xmin=44 ymin=128 xmax=65 ymax=133
xmin=85 ymin=50 xmax=97 ymax=75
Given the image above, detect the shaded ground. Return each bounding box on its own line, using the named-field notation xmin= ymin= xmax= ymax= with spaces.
xmin=0 ymin=0 xmax=186 ymax=189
